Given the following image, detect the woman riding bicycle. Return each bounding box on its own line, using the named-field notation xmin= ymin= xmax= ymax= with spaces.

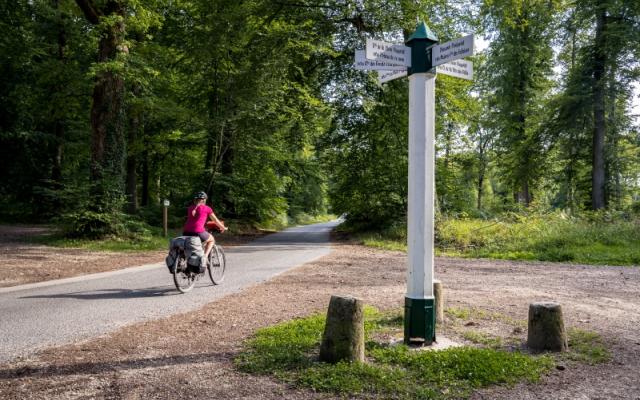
xmin=182 ymin=191 xmax=226 ymax=265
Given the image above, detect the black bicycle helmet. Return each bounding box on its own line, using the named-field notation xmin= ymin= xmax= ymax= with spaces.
xmin=194 ymin=191 xmax=208 ymax=200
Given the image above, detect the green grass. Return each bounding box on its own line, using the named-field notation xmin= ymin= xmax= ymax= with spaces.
xmin=30 ymin=229 xmax=178 ymax=252
xmin=236 ymin=310 xmax=554 ymax=400
xmin=565 ymin=328 xmax=611 ymax=365
xmin=445 ymin=307 xmax=473 ymax=320
xmin=460 ymin=331 xmax=503 ymax=348
xmin=445 ymin=307 xmax=527 ymax=328
xmin=355 ymin=213 xmax=640 ymax=266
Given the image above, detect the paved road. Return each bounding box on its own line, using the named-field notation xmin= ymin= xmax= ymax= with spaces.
xmin=0 ymin=221 xmax=338 ymax=363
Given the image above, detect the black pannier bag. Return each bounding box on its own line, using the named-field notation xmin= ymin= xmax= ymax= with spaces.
xmin=184 ymin=236 xmax=206 ymax=273
xmin=165 ymin=236 xmax=186 ymax=273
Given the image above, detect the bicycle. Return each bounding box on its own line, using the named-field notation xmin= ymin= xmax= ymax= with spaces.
xmin=172 ymin=223 xmax=227 ymax=294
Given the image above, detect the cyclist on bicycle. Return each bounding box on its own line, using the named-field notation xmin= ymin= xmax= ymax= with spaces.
xmin=182 ymin=191 xmax=226 ymax=265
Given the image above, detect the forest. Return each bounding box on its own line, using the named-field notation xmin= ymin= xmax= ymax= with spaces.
xmin=1 ymin=0 xmax=639 ymax=246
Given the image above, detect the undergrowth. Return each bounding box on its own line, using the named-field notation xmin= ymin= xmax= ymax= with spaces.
xmin=351 ymin=212 xmax=640 ymax=266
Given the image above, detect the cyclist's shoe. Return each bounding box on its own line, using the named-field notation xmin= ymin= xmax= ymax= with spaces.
xmin=198 ymin=258 xmax=207 ymax=274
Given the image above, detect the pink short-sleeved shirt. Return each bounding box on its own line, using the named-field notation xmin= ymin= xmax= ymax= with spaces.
xmin=183 ymin=204 xmax=213 ymax=233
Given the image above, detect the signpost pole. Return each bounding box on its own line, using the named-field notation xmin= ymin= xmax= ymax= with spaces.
xmin=355 ymin=21 xmax=473 ymax=345
xmin=404 ymin=22 xmax=439 ymax=345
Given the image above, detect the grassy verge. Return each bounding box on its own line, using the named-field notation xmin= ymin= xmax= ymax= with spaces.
xmin=351 ymin=213 xmax=640 ymax=266
xmin=27 ymin=214 xmax=337 ymax=253
xmin=236 ymin=308 xmax=555 ymax=400
xmin=28 ymin=226 xmax=178 ymax=252
xmin=444 ymin=306 xmax=611 ymax=363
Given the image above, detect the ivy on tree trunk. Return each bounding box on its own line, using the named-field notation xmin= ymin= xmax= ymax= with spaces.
xmin=76 ymin=0 xmax=127 ymax=211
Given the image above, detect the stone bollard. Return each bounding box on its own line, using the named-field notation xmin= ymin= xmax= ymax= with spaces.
xmin=527 ymin=302 xmax=568 ymax=352
xmin=319 ymin=295 xmax=365 ymax=363
xmin=434 ymin=280 xmax=444 ymax=324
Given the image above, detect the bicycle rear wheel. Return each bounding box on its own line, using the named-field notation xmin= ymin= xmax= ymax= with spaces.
xmin=173 ymin=255 xmax=196 ymax=293
xmin=208 ymin=245 xmax=226 ymax=285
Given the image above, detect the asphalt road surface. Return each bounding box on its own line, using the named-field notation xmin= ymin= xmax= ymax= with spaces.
xmin=0 ymin=220 xmax=339 ymax=363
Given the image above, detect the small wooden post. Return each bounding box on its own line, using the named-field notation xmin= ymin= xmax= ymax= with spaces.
xmin=319 ymin=295 xmax=365 ymax=364
xmin=434 ymin=280 xmax=444 ymax=324
xmin=162 ymin=199 xmax=170 ymax=237
xmin=527 ymin=302 xmax=568 ymax=352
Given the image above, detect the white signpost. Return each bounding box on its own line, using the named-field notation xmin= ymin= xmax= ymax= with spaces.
xmin=355 ymin=25 xmax=475 ymax=345
xmin=432 ymin=33 xmax=474 ymax=67
xmin=436 ymin=59 xmax=473 ymax=80
xmin=365 ymin=39 xmax=411 ymax=66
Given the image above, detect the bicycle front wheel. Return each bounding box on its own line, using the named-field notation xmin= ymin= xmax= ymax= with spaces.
xmin=173 ymin=256 xmax=196 ymax=293
xmin=208 ymin=245 xmax=226 ymax=285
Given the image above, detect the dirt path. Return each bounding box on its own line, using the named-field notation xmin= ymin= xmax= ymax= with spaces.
xmin=0 ymin=244 xmax=638 ymax=399
xmin=0 ymin=225 xmax=263 ymax=288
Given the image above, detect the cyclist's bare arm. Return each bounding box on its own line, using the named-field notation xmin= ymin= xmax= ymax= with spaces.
xmin=208 ymin=212 xmax=227 ymax=232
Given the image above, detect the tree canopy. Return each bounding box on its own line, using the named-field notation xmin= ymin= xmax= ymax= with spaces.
xmin=1 ymin=0 xmax=638 ymax=235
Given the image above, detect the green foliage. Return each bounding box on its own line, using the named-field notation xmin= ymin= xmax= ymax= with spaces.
xmin=437 ymin=212 xmax=640 ymax=265
xmin=482 ymin=0 xmax=559 ymax=205
xmin=2 ymin=0 xmax=639 ymax=238
xmin=237 ymin=309 xmax=554 ymax=400
xmin=351 ymin=212 xmax=640 ymax=266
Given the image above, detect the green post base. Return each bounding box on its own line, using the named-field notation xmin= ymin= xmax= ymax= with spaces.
xmin=404 ymin=297 xmax=436 ymax=345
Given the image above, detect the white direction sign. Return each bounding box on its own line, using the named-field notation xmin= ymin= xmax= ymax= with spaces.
xmin=355 ymin=50 xmax=407 ymax=71
xmin=436 ymin=59 xmax=473 ymax=80
xmin=378 ymin=69 xmax=407 ymax=84
xmin=432 ymin=34 xmax=474 ymax=67
xmin=366 ymin=39 xmax=411 ymax=67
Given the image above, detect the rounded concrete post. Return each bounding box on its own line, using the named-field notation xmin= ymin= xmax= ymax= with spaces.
xmin=319 ymin=295 xmax=365 ymax=363
xmin=527 ymin=302 xmax=568 ymax=352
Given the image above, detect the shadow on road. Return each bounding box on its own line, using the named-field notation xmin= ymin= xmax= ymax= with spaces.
xmin=20 ymin=286 xmax=177 ymax=300
xmin=0 ymin=351 xmax=233 ymax=380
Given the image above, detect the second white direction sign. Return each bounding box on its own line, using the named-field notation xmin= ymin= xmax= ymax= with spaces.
xmin=355 ymin=50 xmax=407 ymax=71
xmin=436 ymin=59 xmax=473 ymax=80
xmin=432 ymin=34 xmax=474 ymax=67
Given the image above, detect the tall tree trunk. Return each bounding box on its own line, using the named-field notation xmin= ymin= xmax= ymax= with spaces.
xmin=477 ymin=172 xmax=484 ymax=210
xmin=52 ymin=121 xmax=64 ymax=183
xmin=522 ymin=181 xmax=531 ymax=206
xmin=515 ymin=21 xmax=532 ymax=207
xmin=591 ymin=4 xmax=607 ymax=210
xmin=51 ymin=0 xmax=66 ymax=183
xmin=477 ymin=142 xmax=486 ymax=210
xmin=76 ymin=0 xmax=127 ymax=208
xmin=125 ymin=110 xmax=140 ymax=214
xmin=204 ymin=61 xmax=219 ymax=171
xmin=141 ymin=149 xmax=149 ymax=207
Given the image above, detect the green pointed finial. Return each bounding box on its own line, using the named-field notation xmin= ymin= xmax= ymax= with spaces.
xmin=407 ymin=21 xmax=439 ymax=44
xmin=406 ymin=21 xmax=439 ymax=75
